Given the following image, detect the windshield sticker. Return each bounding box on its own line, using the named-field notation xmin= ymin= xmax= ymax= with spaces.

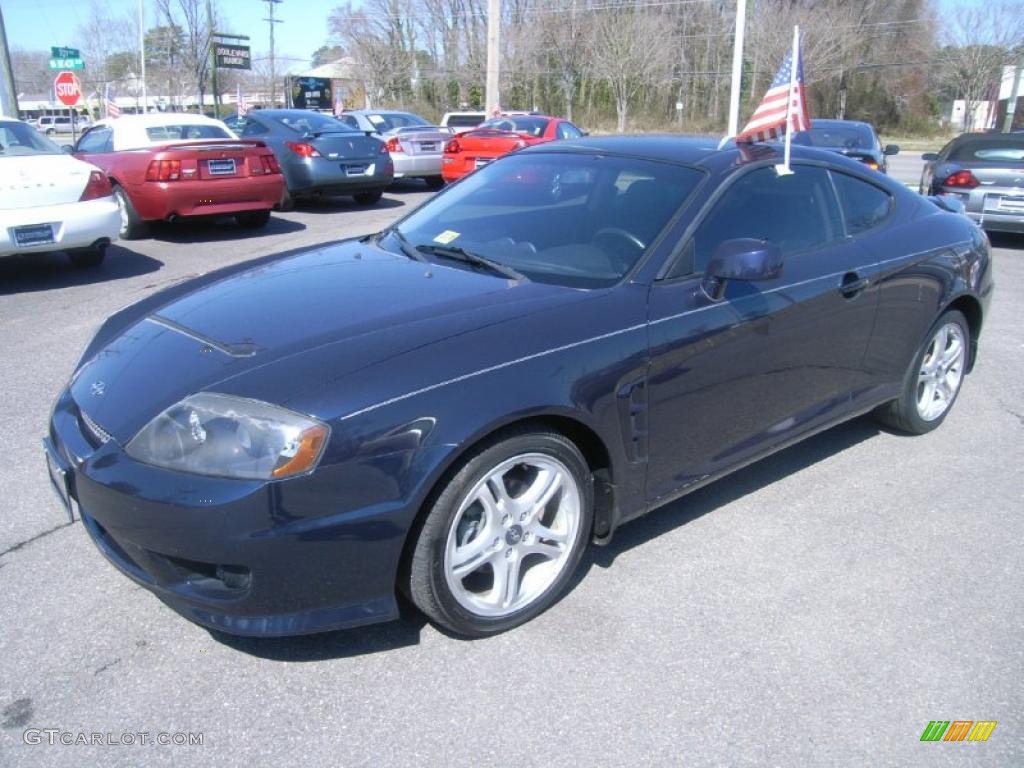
xmin=433 ymin=230 xmax=460 ymax=245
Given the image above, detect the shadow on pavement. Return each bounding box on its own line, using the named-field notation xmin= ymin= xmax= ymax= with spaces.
xmin=987 ymin=232 xmax=1024 ymax=250
xmin=209 ymin=601 xmax=428 ymax=661
xmin=151 ymin=213 xmax=306 ymax=243
xmin=292 ymin=194 xmax=407 ymax=215
xmin=583 ymin=414 xmax=883 ymax=572
xmin=0 ymin=246 xmax=163 ymax=296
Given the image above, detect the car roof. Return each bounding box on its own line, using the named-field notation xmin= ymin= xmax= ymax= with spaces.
xmin=808 ymin=119 xmax=874 ymax=130
xmin=93 ymin=113 xmax=225 ymax=128
xmin=249 ymin=109 xmax=343 ymax=119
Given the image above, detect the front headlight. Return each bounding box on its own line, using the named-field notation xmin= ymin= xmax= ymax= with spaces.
xmin=125 ymin=393 xmax=329 ymax=480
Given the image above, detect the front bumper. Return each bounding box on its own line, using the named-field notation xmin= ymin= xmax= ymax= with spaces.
xmin=46 ymin=388 xmax=410 ymax=636
xmin=0 ymin=197 xmax=120 ymax=259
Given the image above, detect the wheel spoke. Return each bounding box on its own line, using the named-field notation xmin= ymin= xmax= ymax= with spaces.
xmin=520 ymin=469 xmax=562 ymax=523
xmin=493 ymin=555 xmax=522 ymax=608
xmin=451 ymin=536 xmax=496 ymax=579
xmin=520 ymin=539 xmax=563 ymax=561
xmin=474 ymin=483 xmax=504 ymax=529
xmin=530 ymin=520 xmax=568 ymax=545
xmin=941 ymin=335 xmax=963 ymax=368
xmin=918 ymin=379 xmax=937 ymax=413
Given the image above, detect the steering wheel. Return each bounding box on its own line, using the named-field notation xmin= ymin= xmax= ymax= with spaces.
xmin=591 ymin=228 xmax=646 ymax=271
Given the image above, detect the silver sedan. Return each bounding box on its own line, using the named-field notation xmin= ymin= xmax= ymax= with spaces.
xmin=337 ymin=110 xmax=451 ymax=189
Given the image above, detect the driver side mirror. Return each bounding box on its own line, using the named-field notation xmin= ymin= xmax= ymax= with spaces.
xmin=702 ymin=238 xmax=783 ymax=301
xmin=884 ymin=144 xmax=900 ymax=156
xmin=921 ymin=152 xmax=939 ymax=162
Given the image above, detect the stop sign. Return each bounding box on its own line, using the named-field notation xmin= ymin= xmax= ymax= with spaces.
xmin=54 ymin=71 xmax=82 ymax=106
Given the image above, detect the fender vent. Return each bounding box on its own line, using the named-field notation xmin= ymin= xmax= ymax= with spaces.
xmin=617 ymin=377 xmax=649 ymax=463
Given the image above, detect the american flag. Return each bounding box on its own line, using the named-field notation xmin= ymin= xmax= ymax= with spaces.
xmin=737 ymin=46 xmax=810 ymax=143
xmin=104 ymin=84 xmax=121 ymax=119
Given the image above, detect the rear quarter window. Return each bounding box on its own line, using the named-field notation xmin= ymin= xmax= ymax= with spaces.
xmin=831 ymin=171 xmax=892 ymax=235
xmin=948 ymin=138 xmax=1024 ymax=164
xmin=145 ymin=124 xmax=231 ymax=141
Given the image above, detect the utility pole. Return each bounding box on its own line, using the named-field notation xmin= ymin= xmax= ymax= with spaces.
xmin=207 ymin=0 xmax=219 ymax=117
xmin=262 ymin=0 xmax=282 ymax=107
xmin=0 ymin=5 xmax=19 ymax=117
xmin=485 ymin=0 xmax=500 ymax=114
xmin=1003 ymin=57 xmax=1023 ymax=133
xmin=726 ymin=0 xmax=747 ymax=137
xmin=139 ymin=0 xmax=148 ymax=112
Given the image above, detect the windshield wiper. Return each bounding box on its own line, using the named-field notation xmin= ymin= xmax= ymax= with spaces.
xmin=379 ymin=227 xmax=428 ymax=263
xmin=415 ymin=244 xmax=527 ymax=281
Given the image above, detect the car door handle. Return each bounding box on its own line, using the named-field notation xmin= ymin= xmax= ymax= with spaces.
xmin=839 ymin=273 xmax=869 ymax=298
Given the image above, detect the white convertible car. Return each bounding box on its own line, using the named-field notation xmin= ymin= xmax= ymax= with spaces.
xmin=0 ymin=117 xmax=120 ymax=267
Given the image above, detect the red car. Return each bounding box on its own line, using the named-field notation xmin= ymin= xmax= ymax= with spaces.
xmin=442 ymin=115 xmax=584 ymax=182
xmin=72 ymin=114 xmax=286 ymax=239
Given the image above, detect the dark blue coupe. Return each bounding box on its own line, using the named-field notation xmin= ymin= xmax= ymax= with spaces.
xmin=44 ymin=136 xmax=993 ymax=637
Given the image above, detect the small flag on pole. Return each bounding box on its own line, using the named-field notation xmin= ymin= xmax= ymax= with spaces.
xmin=237 ymin=84 xmax=248 ymax=118
xmin=104 ymin=84 xmax=121 ymax=119
xmin=736 ymin=30 xmax=809 ymax=143
xmin=333 ymin=89 xmax=344 ymax=117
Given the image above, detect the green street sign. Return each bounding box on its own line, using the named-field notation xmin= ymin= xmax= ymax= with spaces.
xmin=51 ymin=47 xmax=81 ymax=60
xmin=49 ymin=58 xmax=84 ymax=70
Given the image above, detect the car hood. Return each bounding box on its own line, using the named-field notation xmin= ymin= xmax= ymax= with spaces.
xmin=70 ymin=240 xmax=584 ymax=442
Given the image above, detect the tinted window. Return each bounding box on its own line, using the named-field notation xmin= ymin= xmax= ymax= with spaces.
xmin=557 ymin=122 xmax=583 ymax=140
xmin=0 ymin=121 xmax=62 ymax=155
xmin=683 ymin=165 xmax=842 ymax=275
xmin=145 ymin=124 xmax=231 ymax=141
xmin=445 ymin=114 xmax=486 ymax=128
xmin=831 ymin=172 xmax=892 ymax=234
xmin=337 ymin=114 xmax=360 ymax=130
xmin=793 ymin=122 xmax=876 ymax=150
xmin=480 ymin=116 xmax=551 ymax=137
xmin=274 ymin=113 xmax=354 ymax=134
xmin=76 ymin=127 xmax=113 ymax=153
xmin=365 ymin=112 xmax=429 ymax=131
xmin=392 ymin=153 xmax=702 ymax=288
xmin=948 ymin=137 xmax=1024 ymax=165
xmin=239 ymin=119 xmax=269 ymax=136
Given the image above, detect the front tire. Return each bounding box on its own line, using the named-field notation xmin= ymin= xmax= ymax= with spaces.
xmin=874 ymin=309 xmax=969 ymax=434
xmin=424 ymin=176 xmax=446 ymax=190
xmin=408 ymin=428 xmax=593 ymax=637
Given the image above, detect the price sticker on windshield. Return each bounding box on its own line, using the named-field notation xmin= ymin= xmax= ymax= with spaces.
xmin=433 ymin=230 xmax=460 ymax=244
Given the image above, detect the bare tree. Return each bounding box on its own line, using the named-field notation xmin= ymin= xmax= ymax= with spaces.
xmin=154 ymin=0 xmax=217 ymax=110
xmin=591 ymin=7 xmax=671 ymax=132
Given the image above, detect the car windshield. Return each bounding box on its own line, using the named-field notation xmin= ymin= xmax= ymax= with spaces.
xmin=949 ymin=138 xmax=1024 ymax=165
xmin=145 ymin=124 xmax=232 ymax=141
xmin=480 ymin=116 xmax=551 ymax=137
xmin=793 ymin=123 xmax=875 ymax=150
xmin=389 ymin=153 xmax=703 ymax=288
xmin=275 ymin=113 xmax=355 ymax=134
xmin=365 ymin=112 xmax=429 ymax=132
xmin=0 ymin=121 xmax=63 ymax=156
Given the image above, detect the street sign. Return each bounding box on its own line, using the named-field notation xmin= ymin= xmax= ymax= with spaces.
xmin=51 ymin=47 xmax=81 ymax=59
xmin=214 ymin=44 xmax=251 ymax=70
xmin=54 ymin=71 xmax=82 ymax=106
xmin=49 ymin=58 xmax=84 ymax=70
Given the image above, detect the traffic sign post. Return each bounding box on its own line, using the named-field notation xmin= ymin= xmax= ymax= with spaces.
xmin=54 ymin=71 xmax=81 ymax=106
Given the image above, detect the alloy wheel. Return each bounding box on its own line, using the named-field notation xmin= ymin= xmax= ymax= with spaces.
xmin=916 ymin=321 xmax=966 ymax=421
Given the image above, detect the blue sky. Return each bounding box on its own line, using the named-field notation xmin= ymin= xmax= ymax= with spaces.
xmin=1 ymin=0 xmax=342 ymax=71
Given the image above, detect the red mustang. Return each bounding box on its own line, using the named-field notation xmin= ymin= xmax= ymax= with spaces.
xmin=72 ymin=114 xmax=286 ymax=239
xmin=442 ymin=115 xmax=584 ymax=182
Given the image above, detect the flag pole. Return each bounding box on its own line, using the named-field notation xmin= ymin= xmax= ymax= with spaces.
xmin=776 ymin=24 xmax=799 ymax=176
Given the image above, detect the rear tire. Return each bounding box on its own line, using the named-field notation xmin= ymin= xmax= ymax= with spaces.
xmin=112 ymin=185 xmax=148 ymax=240
xmin=874 ymin=309 xmax=970 ymax=435
xmin=67 ymin=245 xmax=106 ymax=268
xmin=424 ymin=176 xmax=446 ymax=190
xmin=407 ymin=428 xmax=593 ymax=637
xmin=235 ymin=210 xmax=271 ymax=229
xmin=353 ymin=189 xmax=384 ymax=206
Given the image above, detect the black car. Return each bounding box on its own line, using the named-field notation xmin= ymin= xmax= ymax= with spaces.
xmin=920 ymin=132 xmax=1024 ymax=233
xmin=788 ymin=119 xmax=899 ymax=173
xmin=44 ymin=136 xmax=992 ymax=638
xmin=232 ymin=109 xmax=393 ymax=207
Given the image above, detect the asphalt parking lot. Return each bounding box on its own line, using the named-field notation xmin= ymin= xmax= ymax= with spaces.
xmin=1 ymin=165 xmax=1021 ymax=767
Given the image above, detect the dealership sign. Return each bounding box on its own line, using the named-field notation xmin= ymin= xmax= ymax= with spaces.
xmin=289 ymin=77 xmax=333 ymax=110
xmin=215 ymin=44 xmax=251 ymax=70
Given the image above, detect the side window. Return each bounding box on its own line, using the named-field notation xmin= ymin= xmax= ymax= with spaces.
xmin=673 ymin=165 xmax=842 ymax=277
xmin=831 ymin=172 xmax=892 ymax=235
xmin=557 ymin=122 xmax=583 ymax=140
xmin=76 ymin=127 xmax=112 ymax=154
xmin=240 ymin=120 xmax=269 ymax=137
xmin=338 ymin=115 xmax=360 ymax=130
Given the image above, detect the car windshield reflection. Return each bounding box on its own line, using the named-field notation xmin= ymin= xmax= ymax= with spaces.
xmin=392 ymin=153 xmax=703 ymax=288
